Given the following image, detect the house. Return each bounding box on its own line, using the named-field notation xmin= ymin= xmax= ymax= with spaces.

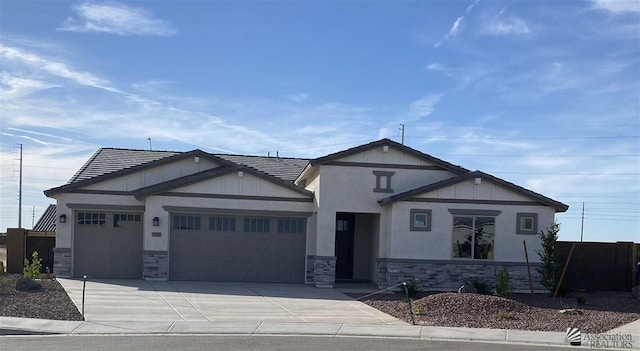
xmin=44 ymin=138 xmax=568 ymax=290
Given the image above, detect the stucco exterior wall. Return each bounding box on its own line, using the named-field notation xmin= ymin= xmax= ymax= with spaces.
xmin=82 ymin=157 xmax=219 ymax=191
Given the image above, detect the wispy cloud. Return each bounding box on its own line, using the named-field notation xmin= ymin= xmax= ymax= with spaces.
xmin=0 ymin=73 xmax=60 ymax=99
xmin=590 ymin=0 xmax=640 ymax=14
xmin=408 ymin=94 xmax=443 ymax=119
xmin=58 ymin=1 xmax=177 ymax=37
xmin=434 ymin=0 xmax=480 ymax=48
xmin=286 ymin=93 xmax=308 ymax=103
xmin=481 ymin=8 xmax=531 ymax=36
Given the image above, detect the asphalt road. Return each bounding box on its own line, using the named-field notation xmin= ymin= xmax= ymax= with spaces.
xmin=0 ymin=335 xmax=587 ymax=351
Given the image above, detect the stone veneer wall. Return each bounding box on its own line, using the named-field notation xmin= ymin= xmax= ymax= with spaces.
xmin=53 ymin=248 xmax=72 ymax=278
xmin=308 ymin=255 xmax=336 ymax=287
xmin=143 ymin=250 xmax=169 ymax=280
xmin=377 ymin=259 xmax=543 ymax=292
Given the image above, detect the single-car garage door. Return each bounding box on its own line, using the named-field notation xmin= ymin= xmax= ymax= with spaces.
xmin=73 ymin=211 xmax=143 ymax=278
xmin=169 ymin=214 xmax=306 ymax=283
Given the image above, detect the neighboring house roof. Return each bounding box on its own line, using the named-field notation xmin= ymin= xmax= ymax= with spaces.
xmin=378 ymin=170 xmax=569 ymax=212
xmin=33 ymin=204 xmax=56 ymax=232
xmin=308 ymin=138 xmax=469 ymax=174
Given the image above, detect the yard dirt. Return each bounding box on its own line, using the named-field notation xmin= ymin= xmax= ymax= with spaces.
xmin=353 ymin=291 xmax=640 ymax=333
xmin=0 ymin=274 xmax=83 ymax=321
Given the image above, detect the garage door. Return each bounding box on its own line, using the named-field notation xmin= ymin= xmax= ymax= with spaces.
xmin=169 ymin=214 xmax=306 ymax=283
xmin=73 ymin=211 xmax=143 ymax=278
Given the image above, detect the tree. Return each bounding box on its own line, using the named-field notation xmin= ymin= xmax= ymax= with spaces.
xmin=535 ymin=222 xmax=565 ymax=294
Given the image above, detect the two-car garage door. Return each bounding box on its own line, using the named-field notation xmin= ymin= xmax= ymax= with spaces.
xmin=169 ymin=213 xmax=306 ymax=283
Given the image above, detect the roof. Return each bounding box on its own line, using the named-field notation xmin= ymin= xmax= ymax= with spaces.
xmin=378 ymin=170 xmax=569 ymax=212
xmin=215 ymin=154 xmax=309 ymax=182
xmin=33 ymin=204 xmax=56 ymax=231
xmin=309 ymin=138 xmax=469 ymax=174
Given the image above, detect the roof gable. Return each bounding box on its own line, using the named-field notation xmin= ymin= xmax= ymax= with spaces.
xmin=378 ymin=170 xmax=569 ymax=212
xmin=133 ymin=165 xmax=313 ymax=200
xmin=309 ymin=138 xmax=468 ymax=174
xmin=45 ymin=149 xmax=232 ymax=197
xmin=33 ymin=204 xmax=56 ymax=232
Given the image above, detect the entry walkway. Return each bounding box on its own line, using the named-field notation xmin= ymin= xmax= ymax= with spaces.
xmin=57 ymin=279 xmax=401 ymax=324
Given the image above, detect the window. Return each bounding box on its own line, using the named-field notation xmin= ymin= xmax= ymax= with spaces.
xmin=77 ymin=212 xmax=106 ymax=226
xmin=451 ymin=216 xmax=495 ymax=260
xmin=243 ymin=218 xmax=271 ymax=232
xmin=173 ymin=215 xmax=201 ymax=230
xmin=278 ymin=218 xmax=305 ymax=234
xmin=113 ymin=213 xmax=141 ymax=227
xmin=209 ymin=216 xmax=236 ymax=231
xmin=516 ymin=213 xmax=538 ymax=234
xmin=336 ymin=219 xmax=349 ymax=231
xmin=410 ymin=209 xmax=432 ymax=231
xmin=373 ymin=171 xmax=395 ymax=193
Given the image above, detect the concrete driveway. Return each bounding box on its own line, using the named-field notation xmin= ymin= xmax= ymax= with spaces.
xmin=57 ymin=279 xmax=402 ymax=324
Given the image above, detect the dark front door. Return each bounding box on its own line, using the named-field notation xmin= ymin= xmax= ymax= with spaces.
xmin=335 ymin=213 xmax=355 ymax=280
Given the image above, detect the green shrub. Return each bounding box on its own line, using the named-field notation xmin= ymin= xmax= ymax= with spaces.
xmin=535 ymin=223 xmax=572 ymax=296
xmin=23 ymin=251 xmax=42 ymax=279
xmin=470 ymin=280 xmax=491 ymax=294
xmin=405 ymin=280 xmax=421 ymax=299
xmin=494 ymin=267 xmax=511 ymax=297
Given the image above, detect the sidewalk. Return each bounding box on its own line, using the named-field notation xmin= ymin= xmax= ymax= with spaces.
xmin=1 ymin=316 xmax=638 ymax=349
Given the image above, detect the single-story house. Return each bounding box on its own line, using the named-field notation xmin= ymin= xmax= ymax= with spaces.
xmin=44 ymin=138 xmax=568 ymax=290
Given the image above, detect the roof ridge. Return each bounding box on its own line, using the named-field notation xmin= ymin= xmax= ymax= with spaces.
xmin=215 ymin=153 xmax=309 ymax=161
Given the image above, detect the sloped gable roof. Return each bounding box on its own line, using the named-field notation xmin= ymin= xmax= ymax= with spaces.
xmin=33 ymin=204 xmax=56 ymax=232
xmin=132 ymin=164 xmax=313 ymax=199
xmin=45 ymin=149 xmax=232 ymax=197
xmin=215 ymin=154 xmax=309 ymax=182
xmin=378 ymin=170 xmax=569 ymax=212
xmin=309 ymin=138 xmax=469 ymax=174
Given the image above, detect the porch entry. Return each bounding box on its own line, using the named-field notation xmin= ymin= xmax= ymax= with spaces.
xmin=334 ymin=212 xmax=378 ymax=282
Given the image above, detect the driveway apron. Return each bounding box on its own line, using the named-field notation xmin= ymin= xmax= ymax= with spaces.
xmin=57 ymin=279 xmax=402 ymax=324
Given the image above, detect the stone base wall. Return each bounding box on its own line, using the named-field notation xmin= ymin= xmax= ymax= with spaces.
xmin=377 ymin=259 xmax=543 ymax=292
xmin=307 ymin=255 xmax=336 ymax=288
xmin=143 ymin=250 xmax=169 ymax=280
xmin=53 ymin=248 xmax=72 ymax=278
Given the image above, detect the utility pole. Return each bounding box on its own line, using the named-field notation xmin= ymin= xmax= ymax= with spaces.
xmin=17 ymin=143 xmax=23 ymax=228
xmin=148 ymin=138 xmax=152 ymax=151
xmin=32 ymin=206 xmax=35 ymax=228
xmin=580 ymin=202 xmax=585 ymax=242
xmin=399 ymin=124 xmax=405 ymax=145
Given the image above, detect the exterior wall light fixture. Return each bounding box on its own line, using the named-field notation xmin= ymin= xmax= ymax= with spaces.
xmin=153 ymin=217 xmax=160 ymax=226
xmin=59 ymin=214 xmax=66 ymax=223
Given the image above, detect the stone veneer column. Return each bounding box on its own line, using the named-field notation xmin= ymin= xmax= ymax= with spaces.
xmin=53 ymin=248 xmax=72 ymax=278
xmin=313 ymin=256 xmax=336 ymax=288
xmin=143 ymin=250 xmax=169 ymax=280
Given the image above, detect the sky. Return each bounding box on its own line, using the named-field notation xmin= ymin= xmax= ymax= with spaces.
xmin=0 ymin=0 xmax=638 ymax=243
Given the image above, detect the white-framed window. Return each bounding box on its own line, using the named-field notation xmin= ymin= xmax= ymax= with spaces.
xmin=209 ymin=216 xmax=236 ymax=231
xmin=77 ymin=212 xmax=106 ymax=226
xmin=516 ymin=213 xmax=538 ymax=234
xmin=410 ymin=209 xmax=432 ymax=231
xmin=173 ymin=215 xmax=201 ymax=230
xmin=373 ymin=171 xmax=395 ymax=193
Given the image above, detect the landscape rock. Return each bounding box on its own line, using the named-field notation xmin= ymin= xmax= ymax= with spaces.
xmin=15 ymin=276 xmax=42 ymax=292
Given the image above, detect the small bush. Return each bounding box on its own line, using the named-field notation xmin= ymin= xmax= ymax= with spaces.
xmin=497 ymin=310 xmax=515 ymax=320
xmin=494 ymin=267 xmax=511 ymax=297
xmin=471 ymin=280 xmax=491 ymax=294
xmin=405 ymin=280 xmax=421 ymax=299
xmin=23 ymin=251 xmax=42 ymax=279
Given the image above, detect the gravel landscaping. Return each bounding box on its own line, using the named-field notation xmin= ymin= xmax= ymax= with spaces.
xmin=353 ymin=291 xmax=640 ymax=333
xmin=0 ymin=274 xmax=83 ymax=321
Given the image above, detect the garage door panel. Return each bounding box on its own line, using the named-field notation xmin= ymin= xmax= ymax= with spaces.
xmin=73 ymin=211 xmax=142 ymax=279
xmin=170 ymin=214 xmax=305 ymax=283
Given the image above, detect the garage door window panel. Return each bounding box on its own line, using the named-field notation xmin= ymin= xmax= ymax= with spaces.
xmin=277 ymin=219 xmax=305 ymax=234
xmin=209 ymin=216 xmax=236 ymax=231
xmin=244 ymin=218 xmax=271 ymax=232
xmin=77 ymin=212 xmax=106 ymax=226
xmin=174 ymin=215 xmax=201 ymax=230
xmin=114 ymin=213 xmax=141 ymax=227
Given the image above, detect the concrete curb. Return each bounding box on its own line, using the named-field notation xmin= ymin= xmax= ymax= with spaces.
xmin=1 ymin=317 xmax=638 ymax=349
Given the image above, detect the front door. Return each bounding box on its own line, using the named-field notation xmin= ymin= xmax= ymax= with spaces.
xmin=335 ymin=213 xmax=355 ymax=280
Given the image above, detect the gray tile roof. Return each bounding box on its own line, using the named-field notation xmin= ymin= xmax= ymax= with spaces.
xmin=33 ymin=204 xmax=56 ymax=232
xmin=69 ymin=148 xmax=179 ymax=183
xmin=66 ymin=148 xmax=309 ymax=185
xmin=215 ymin=154 xmax=309 ymax=182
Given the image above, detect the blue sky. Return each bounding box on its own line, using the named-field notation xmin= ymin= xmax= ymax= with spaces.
xmin=0 ymin=0 xmax=638 ymax=242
